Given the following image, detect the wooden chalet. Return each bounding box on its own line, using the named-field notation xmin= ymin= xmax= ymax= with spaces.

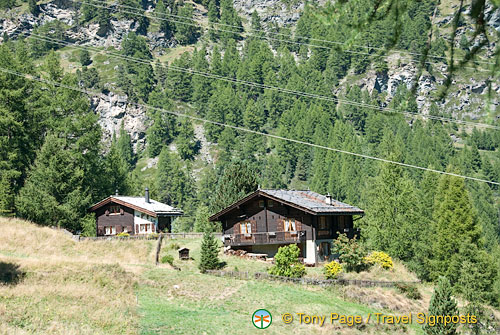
xmin=89 ymin=188 xmax=183 ymax=236
xmin=209 ymin=189 xmax=364 ymax=265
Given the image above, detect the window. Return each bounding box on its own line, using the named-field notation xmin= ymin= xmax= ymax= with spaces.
xmin=240 ymin=221 xmax=252 ymax=234
xmin=139 ymin=224 xmax=151 ymax=234
xmin=105 ymin=226 xmax=116 ymax=235
xmin=268 ymin=200 xmax=274 ymax=207
xmin=109 ymin=205 xmax=120 ymax=215
xmin=319 ymin=217 xmax=328 ymax=230
xmin=258 ymin=200 xmax=265 ymax=208
xmin=284 ymin=219 xmax=296 ymax=232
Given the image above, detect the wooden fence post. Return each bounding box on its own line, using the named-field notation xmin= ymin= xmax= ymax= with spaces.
xmin=155 ymin=233 xmax=164 ymax=266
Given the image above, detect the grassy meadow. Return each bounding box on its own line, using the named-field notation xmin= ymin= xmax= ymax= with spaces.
xmin=0 ymin=218 xmax=440 ymax=334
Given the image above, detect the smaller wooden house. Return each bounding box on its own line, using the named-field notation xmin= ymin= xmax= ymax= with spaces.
xmin=89 ymin=188 xmax=183 ymax=236
xmin=178 ymin=248 xmax=190 ymax=260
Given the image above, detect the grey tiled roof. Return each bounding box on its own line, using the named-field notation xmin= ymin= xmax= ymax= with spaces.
xmin=260 ymin=189 xmax=364 ymax=214
xmin=112 ymin=196 xmax=183 ymax=215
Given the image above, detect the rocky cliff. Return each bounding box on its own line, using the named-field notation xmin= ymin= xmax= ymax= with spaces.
xmin=1 ymin=0 xmax=498 ymax=150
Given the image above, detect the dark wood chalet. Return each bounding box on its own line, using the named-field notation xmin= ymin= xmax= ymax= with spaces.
xmin=209 ymin=189 xmax=364 ymax=265
xmin=89 ymin=188 xmax=183 ymax=236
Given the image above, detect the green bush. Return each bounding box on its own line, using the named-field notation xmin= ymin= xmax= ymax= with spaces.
xmin=365 ymin=251 xmax=393 ymax=270
xmin=168 ymin=242 xmax=180 ymax=250
xmin=332 ymin=233 xmax=369 ymax=273
xmin=269 ymin=244 xmax=306 ymax=278
xmin=324 ymin=261 xmax=343 ymax=279
xmin=160 ymin=255 xmax=174 ymax=265
xmin=395 ymin=283 xmax=422 ymax=300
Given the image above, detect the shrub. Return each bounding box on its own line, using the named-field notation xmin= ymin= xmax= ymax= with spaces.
xmin=324 ymin=261 xmax=343 ymax=279
xmin=268 ymin=244 xmax=306 ymax=278
xmin=395 ymin=283 xmax=422 ymax=300
xmin=80 ymin=213 xmax=96 ymax=237
xmin=365 ymin=251 xmax=393 ymax=270
xmin=116 ymin=232 xmax=130 ymax=237
xmin=160 ymin=255 xmax=174 ymax=265
xmin=332 ymin=233 xmax=369 ymax=272
xmin=168 ymin=242 xmax=180 ymax=250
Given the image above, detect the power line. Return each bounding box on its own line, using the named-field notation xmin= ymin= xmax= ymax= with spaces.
xmin=0 ymin=65 xmax=497 ymax=186
xmin=74 ymin=0 xmax=494 ymax=71
xmin=21 ymin=32 xmax=500 ymax=130
xmin=77 ymin=0 xmax=495 ymax=67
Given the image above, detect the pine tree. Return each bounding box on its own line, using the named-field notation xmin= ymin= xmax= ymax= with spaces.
xmin=104 ymin=132 xmax=130 ymax=196
xmin=175 ymin=2 xmax=198 ymax=45
xmin=155 ymin=148 xmax=194 ymax=208
xmin=198 ymin=230 xmax=221 ymax=273
xmin=117 ymin=121 xmax=135 ymax=169
xmin=96 ymin=7 xmax=112 ymax=37
xmin=362 ymin=133 xmax=420 ymax=261
xmin=28 ymin=0 xmax=39 ymax=16
xmin=156 ymin=0 xmax=175 ymax=39
xmin=211 ymin=160 xmax=258 ymax=212
xmin=430 ymin=168 xmax=482 ymax=281
xmin=219 ymin=0 xmax=242 ymax=42
xmin=176 ymin=118 xmax=198 ymax=160
xmin=191 ymin=47 xmax=212 ymax=115
xmin=423 ymin=277 xmax=459 ymax=335
xmin=79 ymin=49 xmax=92 ymax=66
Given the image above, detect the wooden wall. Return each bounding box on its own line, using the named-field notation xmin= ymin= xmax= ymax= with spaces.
xmin=221 ymin=196 xmax=356 ymax=241
xmin=94 ymin=202 xmax=134 ymax=236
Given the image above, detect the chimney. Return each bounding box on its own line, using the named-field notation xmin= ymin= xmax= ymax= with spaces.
xmin=115 ymin=189 xmax=119 ymax=196
xmin=145 ymin=187 xmax=150 ymax=203
xmin=325 ymin=193 xmax=333 ymax=206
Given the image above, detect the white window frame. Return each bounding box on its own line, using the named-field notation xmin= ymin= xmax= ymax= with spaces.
xmin=105 ymin=226 xmax=116 ymax=235
xmin=284 ymin=219 xmax=296 ymax=232
xmin=240 ymin=222 xmax=252 ymax=234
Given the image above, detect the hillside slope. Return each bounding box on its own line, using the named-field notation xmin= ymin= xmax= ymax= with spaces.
xmin=0 ymin=218 xmax=438 ymax=335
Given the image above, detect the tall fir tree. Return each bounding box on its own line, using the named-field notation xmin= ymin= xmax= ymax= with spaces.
xmin=423 ymin=277 xmax=459 ymax=335
xmin=198 ymin=230 xmax=221 ymax=272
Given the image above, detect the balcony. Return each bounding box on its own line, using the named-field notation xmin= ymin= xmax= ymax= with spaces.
xmin=223 ymin=231 xmax=306 ymax=247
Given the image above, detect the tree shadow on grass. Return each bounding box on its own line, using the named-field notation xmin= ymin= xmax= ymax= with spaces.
xmin=0 ymin=262 xmax=25 ymax=285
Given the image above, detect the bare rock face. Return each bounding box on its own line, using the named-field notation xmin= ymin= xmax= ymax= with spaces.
xmin=92 ymin=92 xmax=148 ymax=152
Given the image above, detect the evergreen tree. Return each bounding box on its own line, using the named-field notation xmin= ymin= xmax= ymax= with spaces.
xmin=79 ymin=49 xmax=92 ymax=66
xmin=96 ymin=7 xmax=112 ymax=37
xmin=219 ymin=0 xmax=242 ymax=42
xmin=28 ymin=0 xmax=39 ymax=16
xmin=117 ymin=121 xmax=135 ymax=169
xmin=430 ymin=169 xmax=482 ymax=281
xmin=211 ymin=160 xmax=258 ymax=212
xmin=198 ymin=230 xmax=221 ymax=273
xmin=175 ymin=2 xmax=198 ymax=45
xmin=146 ymin=87 xmax=176 ymax=157
xmin=168 ymin=53 xmax=192 ymax=101
xmin=191 ymin=47 xmax=212 ymax=115
xmin=423 ymin=277 xmax=459 ymax=335
xmin=176 ymin=118 xmax=198 ymax=160
xmin=155 ymin=148 xmax=194 ymax=208
xmin=104 ymin=132 xmax=130 ymax=196
xmin=194 ymin=205 xmax=219 ymax=232
xmin=156 ymin=0 xmax=175 ymax=39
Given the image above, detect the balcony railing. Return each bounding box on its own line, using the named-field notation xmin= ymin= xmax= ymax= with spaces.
xmin=223 ymin=231 xmax=306 ymax=246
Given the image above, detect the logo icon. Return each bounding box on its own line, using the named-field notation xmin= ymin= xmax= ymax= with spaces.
xmin=252 ymin=309 xmax=272 ymax=329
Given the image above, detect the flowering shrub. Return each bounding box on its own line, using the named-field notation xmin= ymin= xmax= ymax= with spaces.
xmin=324 ymin=261 xmax=343 ymax=279
xmin=116 ymin=232 xmax=130 ymax=237
xmin=365 ymin=251 xmax=393 ymax=270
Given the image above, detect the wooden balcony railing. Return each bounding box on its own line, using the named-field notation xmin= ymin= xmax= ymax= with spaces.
xmin=223 ymin=231 xmax=306 ymax=246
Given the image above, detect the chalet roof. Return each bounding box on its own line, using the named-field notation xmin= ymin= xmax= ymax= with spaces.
xmin=89 ymin=196 xmax=183 ymax=217
xmin=261 ymin=189 xmax=364 ymax=214
xmin=209 ymin=189 xmax=364 ymax=221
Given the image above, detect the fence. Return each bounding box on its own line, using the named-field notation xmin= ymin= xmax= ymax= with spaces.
xmin=205 ymin=270 xmax=420 ymax=288
xmin=77 ymin=232 xmax=222 ymax=241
